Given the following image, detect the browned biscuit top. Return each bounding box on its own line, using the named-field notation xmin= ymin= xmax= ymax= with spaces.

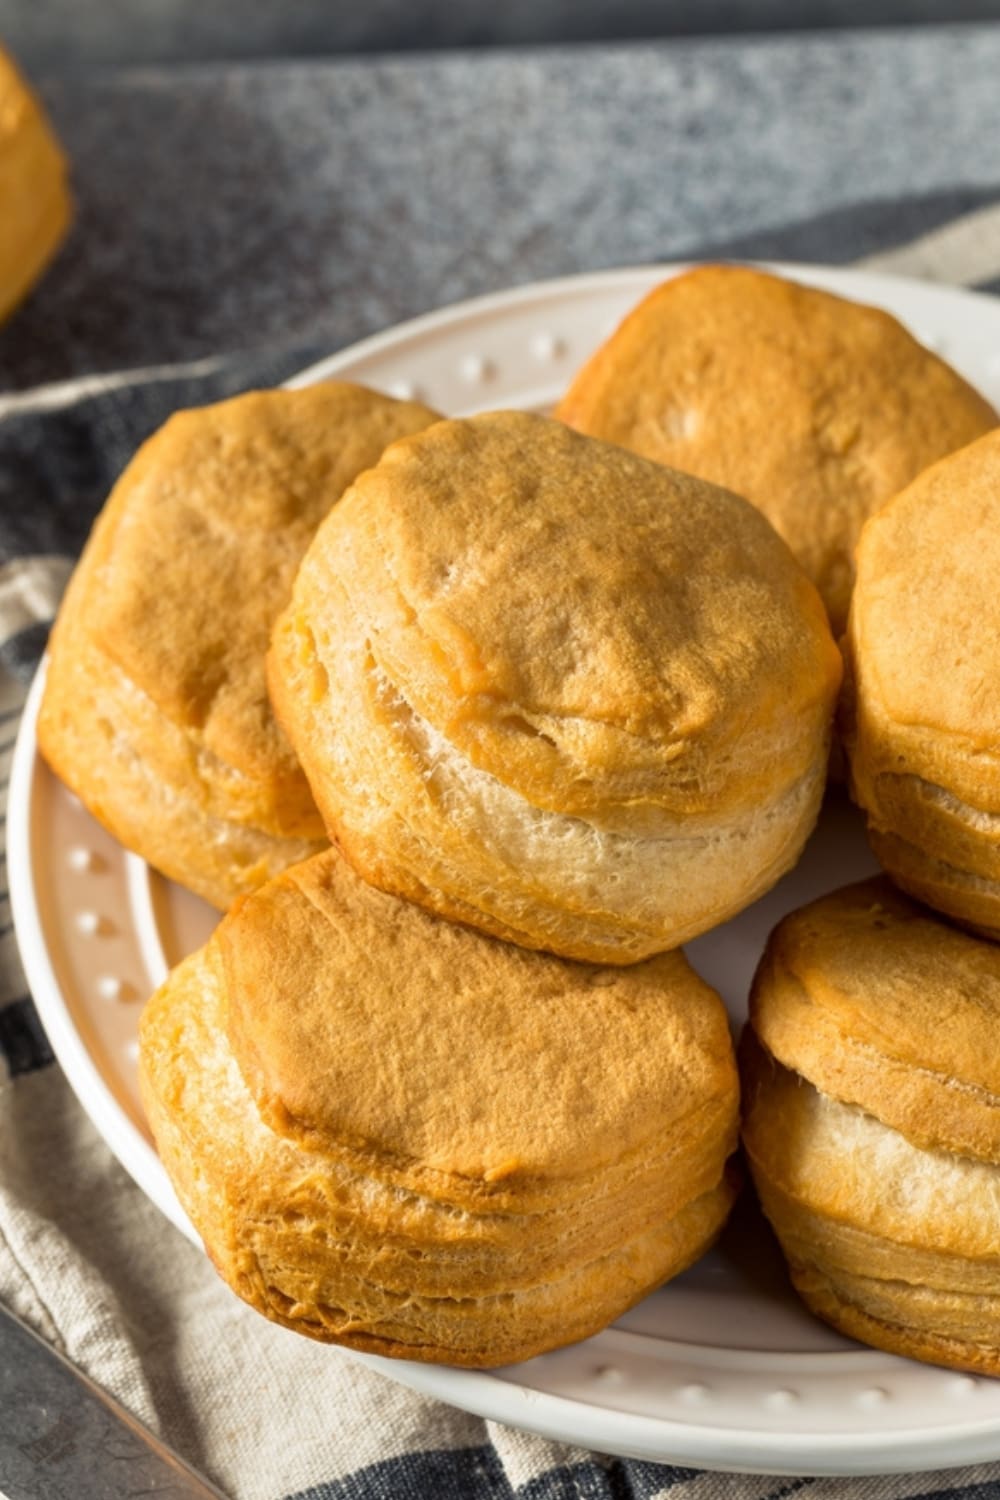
xmin=556 ymin=265 xmax=996 ymax=631
xmin=89 ymin=383 xmax=439 ymax=791
xmin=287 ymin=410 xmax=840 ymax=821
xmin=750 ymin=876 xmax=1000 ymax=1160
xmin=220 ymin=847 xmax=738 ymax=1192
xmin=849 ymin=425 xmax=1000 ymax=786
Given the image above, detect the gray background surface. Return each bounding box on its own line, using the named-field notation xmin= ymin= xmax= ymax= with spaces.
xmin=3 ymin=27 xmax=1000 ymax=391
xmin=3 ymin=0 xmax=1000 ymax=67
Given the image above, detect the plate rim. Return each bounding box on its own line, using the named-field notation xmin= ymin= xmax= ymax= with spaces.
xmin=286 ymin=256 xmax=1000 ymax=393
xmin=11 ymin=260 xmax=1000 ymax=1477
xmin=8 ymin=662 xmax=198 ymax=1241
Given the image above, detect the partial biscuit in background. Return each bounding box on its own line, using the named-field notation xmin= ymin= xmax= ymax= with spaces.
xmin=743 ymin=877 xmax=1000 ymax=1374
xmin=0 ymin=47 xmax=72 ymax=323
xmin=843 ymin=426 xmax=1000 ymax=937
xmin=139 ymin=846 xmax=739 ymax=1366
xmin=38 ymin=382 xmax=440 ymax=908
xmin=270 ymin=410 xmax=841 ymax=964
xmin=556 ymin=265 xmax=996 ymax=632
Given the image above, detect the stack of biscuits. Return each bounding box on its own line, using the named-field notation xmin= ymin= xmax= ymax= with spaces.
xmin=40 ymin=264 xmax=1000 ymax=1374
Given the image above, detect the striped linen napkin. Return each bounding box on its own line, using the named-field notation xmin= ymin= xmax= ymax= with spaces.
xmin=2 ymin=199 xmax=1000 ymax=1500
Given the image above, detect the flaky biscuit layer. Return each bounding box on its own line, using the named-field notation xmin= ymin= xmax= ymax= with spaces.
xmin=743 ymin=1038 xmax=1000 ymax=1376
xmin=845 ymin=428 xmax=1000 ymax=933
xmin=271 ymin=411 xmax=840 ymax=961
xmin=743 ymin=880 xmax=1000 ymax=1373
xmin=749 ymin=877 xmax=1000 ymax=1161
xmin=140 ymin=848 xmax=738 ymax=1365
xmin=39 ymin=382 xmax=439 ymax=908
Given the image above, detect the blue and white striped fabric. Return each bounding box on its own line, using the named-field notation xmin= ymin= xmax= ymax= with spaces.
xmin=3 ymin=195 xmax=1000 ymax=1498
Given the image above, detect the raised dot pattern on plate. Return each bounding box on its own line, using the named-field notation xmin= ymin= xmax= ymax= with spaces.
xmin=47 ymin=778 xmax=150 ymax=1098
xmin=530 ymin=331 xmax=566 ymax=362
xmin=459 ymin=353 xmax=493 ymax=385
xmin=97 ymin=974 xmax=136 ymax=1003
xmin=75 ymin=909 xmax=110 ymax=937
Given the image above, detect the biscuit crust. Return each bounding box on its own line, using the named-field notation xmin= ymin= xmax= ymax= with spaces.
xmin=844 ymin=428 xmax=1000 ymax=935
xmin=0 ymin=48 xmax=72 ymax=323
xmin=270 ymin=410 xmax=840 ymax=962
xmin=140 ymin=848 xmax=739 ymax=1365
xmin=743 ymin=879 xmax=1000 ymax=1374
xmin=556 ymin=265 xmax=996 ymax=630
xmin=38 ymin=382 xmax=439 ymax=908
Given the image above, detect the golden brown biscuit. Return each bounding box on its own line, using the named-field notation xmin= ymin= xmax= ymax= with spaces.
xmin=269 ymin=410 xmax=841 ymax=964
xmin=39 ymin=383 xmax=440 ymax=908
xmin=743 ymin=877 xmax=1000 ymax=1374
xmin=556 ymin=265 xmax=996 ymax=631
xmin=139 ymin=846 xmax=739 ymax=1366
xmin=843 ymin=427 xmax=1000 ymax=938
xmin=0 ymin=48 xmax=71 ymax=323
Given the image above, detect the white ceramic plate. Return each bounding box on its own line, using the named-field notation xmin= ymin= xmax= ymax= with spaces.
xmin=11 ymin=264 xmax=1000 ymax=1477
